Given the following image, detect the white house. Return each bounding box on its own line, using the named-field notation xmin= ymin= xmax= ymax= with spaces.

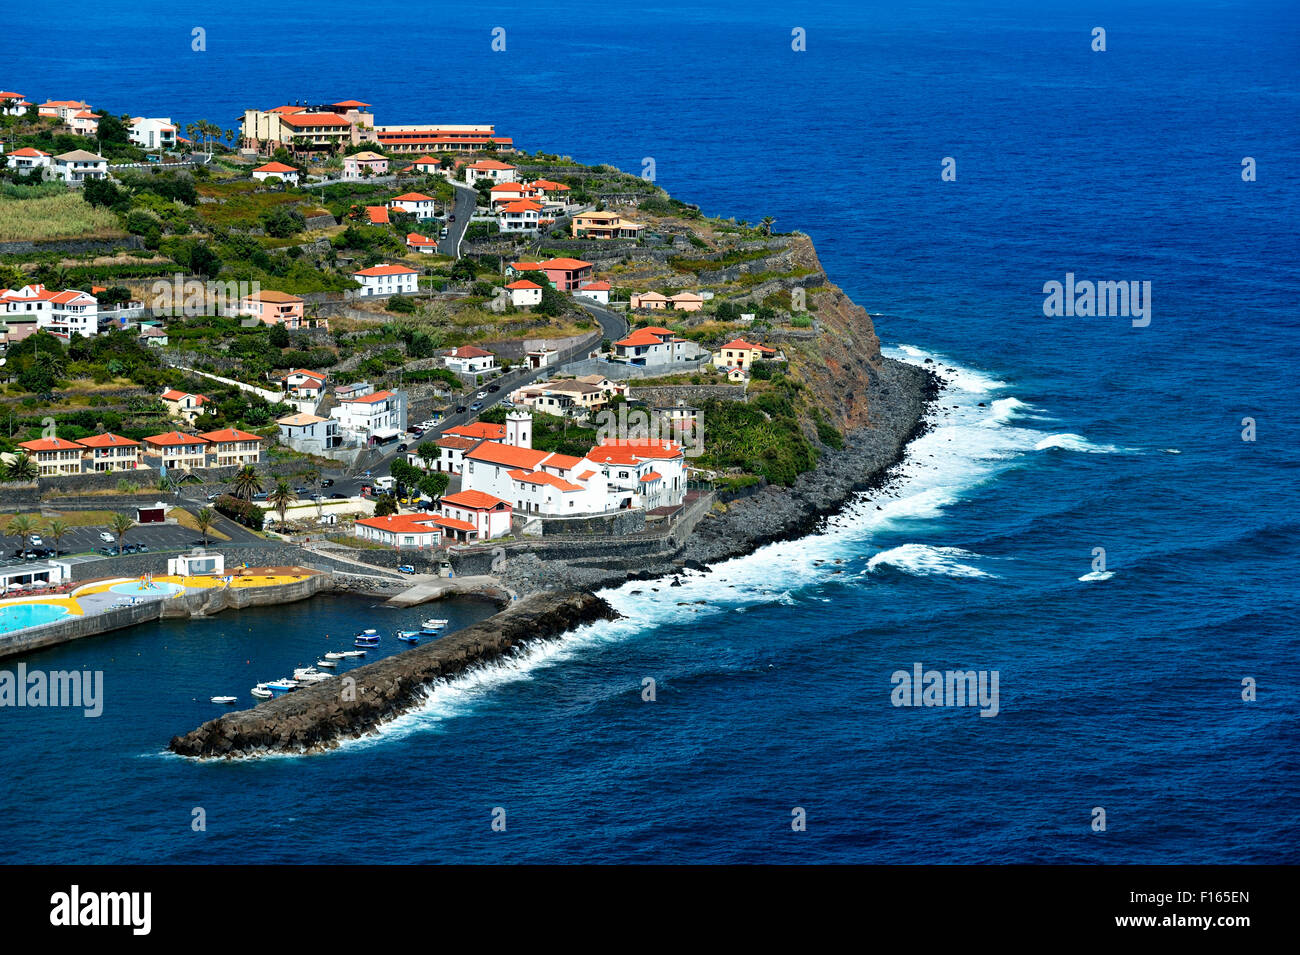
xmin=506 ymin=279 xmax=543 ymax=308
xmin=406 ymin=232 xmax=439 ymax=254
xmin=611 ymin=325 xmax=706 ymax=367
xmin=354 ymin=264 xmax=418 ymax=296
xmin=575 ymin=281 xmax=611 ymax=305
xmin=443 ymin=345 xmax=496 ymax=375
xmin=251 ymin=161 xmax=300 ymax=185
xmin=5 ymin=147 xmax=51 ymax=175
xmin=409 ymin=422 xmax=507 ymax=475
xmin=128 ymin=117 xmax=178 ymax=150
xmin=463 ymin=159 xmax=519 ymax=184
xmin=52 ymin=150 xmax=107 ymax=183
xmin=0 ymin=92 xmax=30 ymax=117
xmin=331 ymin=388 xmax=408 ymax=444
xmin=436 ymin=490 xmax=513 ymax=542
xmin=279 ymin=368 xmax=328 ymax=399
xmin=387 ymin=192 xmax=437 ymax=219
xmin=277 ymin=412 xmax=344 ymax=455
xmin=0 ymin=285 xmax=98 ymax=338
xmin=497 ymin=199 xmax=541 ymax=232
xmin=354 ymin=512 xmax=443 ymax=549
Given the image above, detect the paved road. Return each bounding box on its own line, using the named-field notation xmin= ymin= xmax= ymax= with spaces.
xmin=577 ymin=300 xmax=629 ymax=344
xmin=439 ymin=183 xmax=478 ymax=257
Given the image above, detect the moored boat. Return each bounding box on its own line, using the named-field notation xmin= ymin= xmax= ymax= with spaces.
xmin=250 ymin=684 xmax=273 ymax=700
xmin=396 ymin=631 xmax=420 ymax=644
xmin=210 ymin=695 xmax=238 ymax=705
xmin=420 ymin=618 xmax=448 ymax=630
xmin=315 ymin=658 xmax=338 ymax=668
xmin=292 ymin=667 xmax=333 ymax=683
xmin=265 ymin=679 xmax=298 ymax=695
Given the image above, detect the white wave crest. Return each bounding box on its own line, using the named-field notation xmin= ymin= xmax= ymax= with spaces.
xmin=1078 ymin=570 xmax=1115 ymax=581
xmin=1033 ymin=433 xmax=1132 ymax=454
xmin=867 ymin=544 xmax=998 ymax=579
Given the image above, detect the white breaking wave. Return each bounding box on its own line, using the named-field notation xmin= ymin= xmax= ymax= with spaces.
xmin=867 ymin=544 xmax=998 ymax=579
xmin=1078 ymin=570 xmax=1115 ymax=581
xmin=1033 ymin=433 xmax=1134 ymax=454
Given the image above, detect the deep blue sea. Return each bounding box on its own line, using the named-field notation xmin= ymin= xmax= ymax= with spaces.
xmin=1 ymin=0 xmax=1297 ymax=863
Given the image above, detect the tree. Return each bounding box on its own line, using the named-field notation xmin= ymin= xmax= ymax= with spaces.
xmin=45 ymin=518 xmax=69 ymax=557
xmin=760 ymin=215 xmax=776 ymax=236
xmin=109 ymin=512 xmax=135 ymax=554
xmin=302 ymin=468 xmax=322 ymax=518
xmin=267 ymin=477 xmax=296 ymax=526
xmin=419 ymin=471 xmax=449 ymax=501
xmin=194 ymin=507 xmax=215 ymax=546
xmin=230 ymin=465 xmax=262 ymax=501
xmin=268 ymin=323 xmax=290 ymax=349
xmin=373 ymin=493 xmax=399 ymax=517
xmin=7 ymin=515 xmax=33 ymax=557
xmin=4 ymin=453 xmax=38 ymax=483
xmin=416 ymin=442 xmax=438 ymax=471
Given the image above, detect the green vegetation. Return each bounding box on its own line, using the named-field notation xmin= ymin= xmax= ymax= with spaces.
xmin=0 ymin=192 xmax=125 ymax=242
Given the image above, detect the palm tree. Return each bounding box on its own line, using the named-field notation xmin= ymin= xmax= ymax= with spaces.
xmin=267 ymin=478 xmax=296 ymax=527
xmin=5 ymin=453 xmax=37 ymax=482
xmin=109 ymin=512 xmax=134 ymax=555
xmin=302 ymin=468 xmax=322 ymax=518
xmin=45 ymin=518 xmax=69 ymax=557
xmin=230 ymin=465 xmax=262 ymax=501
xmin=194 ymin=507 xmax=215 ymax=546
xmin=7 ymin=515 xmax=33 ymax=557
xmin=759 ymin=216 xmax=775 ymax=236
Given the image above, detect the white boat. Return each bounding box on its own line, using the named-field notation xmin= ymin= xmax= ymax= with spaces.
xmin=323 ymin=652 xmax=347 ymax=660
xmin=292 ymin=667 xmax=333 ymax=683
xmin=210 ymin=695 xmax=238 ymax=705
xmin=355 ymin=628 xmax=379 ymax=636
xmin=338 ymin=650 xmax=366 ymax=658
xmin=315 ymin=659 xmax=338 ymax=668
xmin=265 ymin=679 xmax=298 ymax=695
xmin=421 ymin=618 xmax=449 ymax=630
xmin=250 ymin=685 xmax=273 ymax=700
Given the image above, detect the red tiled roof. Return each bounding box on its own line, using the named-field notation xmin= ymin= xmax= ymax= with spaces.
xmin=199 ymin=428 xmax=262 ymax=443
xmin=339 ymin=389 xmax=396 ymax=404
xmin=355 ymin=264 xmax=417 ymax=276
xmin=507 ymin=469 xmax=583 ymax=492
xmin=18 ymin=437 xmax=83 ymax=452
xmin=332 ymin=100 xmax=371 ymax=108
xmin=77 ymin=432 xmax=139 ymax=448
xmin=278 ymin=112 xmax=350 ymax=128
xmin=364 ymin=205 xmax=390 ymax=224
xmin=537 ymin=257 xmax=592 ymax=271
xmin=467 ymin=159 xmax=517 ymax=170
xmin=160 ymin=389 xmax=210 ymax=403
xmin=580 ymin=281 xmax=611 ymax=291
xmin=145 ymin=431 xmax=209 ymax=447
xmin=435 ymin=436 xmax=477 ymax=450
xmin=9 ymin=147 xmax=49 ymax=157
xmin=406 ymin=232 xmax=439 ymax=246
xmin=639 ymin=471 xmax=663 ymax=482
xmin=448 ymin=345 xmax=493 ymax=359
xmin=466 ymin=442 xmax=550 ymax=470
xmin=506 ymin=280 xmax=541 ymax=290
xmin=500 ymin=199 xmax=542 ymax=213
xmin=441 ymin=490 xmax=510 ymax=510
xmin=390 ymin=192 xmax=433 ymax=202
xmin=428 ymin=514 xmax=477 ymax=532
xmin=254 ymin=161 xmax=298 ymax=173
xmin=446 ymin=422 xmax=506 ymax=440
xmin=355 ymin=512 xmax=442 ymax=535
xmin=720 ymin=338 xmax=776 ymax=353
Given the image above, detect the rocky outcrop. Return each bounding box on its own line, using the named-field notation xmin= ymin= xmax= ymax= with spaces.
xmin=168 ymin=590 xmax=619 ymax=758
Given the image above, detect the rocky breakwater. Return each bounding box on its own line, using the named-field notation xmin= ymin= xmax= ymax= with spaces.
xmin=168 ymin=590 xmax=618 ymax=758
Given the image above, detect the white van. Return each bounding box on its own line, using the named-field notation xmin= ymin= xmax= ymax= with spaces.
xmin=374 ymin=476 xmax=396 ymax=491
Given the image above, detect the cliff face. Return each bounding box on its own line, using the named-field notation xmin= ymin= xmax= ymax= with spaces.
xmin=168 ymin=590 xmax=618 ymax=758
xmin=780 ymin=234 xmax=885 ymax=433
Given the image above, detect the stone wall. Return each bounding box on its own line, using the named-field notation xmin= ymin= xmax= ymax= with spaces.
xmin=0 ymin=483 xmax=42 ymax=511
xmin=0 ymin=235 xmax=144 ymax=256
xmin=633 ymin=385 xmax=747 ymax=406
xmin=538 ymin=508 xmax=646 ymax=537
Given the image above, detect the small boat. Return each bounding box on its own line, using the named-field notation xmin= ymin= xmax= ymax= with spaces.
xmin=396 ymin=631 xmax=420 ymax=644
xmin=210 ymin=695 xmax=238 ymax=705
xmin=293 ymin=667 xmax=333 ymax=683
xmin=355 ymin=628 xmax=379 ymax=637
xmin=338 ymin=650 xmax=366 ymax=658
xmin=250 ymin=684 xmax=273 ymax=700
xmin=315 ymin=659 xmax=338 ymax=668
xmin=265 ymin=679 xmax=298 ymax=695
xmin=354 ymin=638 xmax=379 ymax=649
xmin=323 ymin=651 xmax=348 ymax=660
xmin=421 ymin=618 xmax=449 ymax=630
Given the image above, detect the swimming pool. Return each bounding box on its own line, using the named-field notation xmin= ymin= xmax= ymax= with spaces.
xmin=0 ymin=602 xmax=69 ymax=634
xmin=108 ymin=581 xmax=184 ymax=597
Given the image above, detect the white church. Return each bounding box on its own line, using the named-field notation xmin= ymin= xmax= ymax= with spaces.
xmin=452 ymin=409 xmax=687 ymax=516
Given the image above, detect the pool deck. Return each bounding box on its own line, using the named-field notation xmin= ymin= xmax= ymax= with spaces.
xmin=0 ymin=567 xmax=328 ymax=658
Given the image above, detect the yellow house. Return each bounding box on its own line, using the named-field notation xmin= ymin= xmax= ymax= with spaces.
xmin=17 ymin=437 xmax=85 ymax=476
xmin=712 ymin=338 xmax=778 ymax=371
xmin=571 ymin=210 xmax=645 ymax=240
xmin=199 ymin=427 xmax=264 ymax=467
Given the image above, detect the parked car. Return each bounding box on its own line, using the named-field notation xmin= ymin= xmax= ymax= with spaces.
xmin=397 ymin=565 xmax=416 ymax=575
xmin=470 ymin=402 xmax=483 ymax=412
xmin=29 ymin=534 xmax=43 ymax=547
xmin=137 ymin=544 xmax=149 ymax=553
xmin=440 ymin=227 xmax=449 ymax=239
xmin=99 ymin=532 xmax=115 ymax=543
xmin=499 ymin=400 xmax=514 ymax=408
xmin=329 ymin=492 xmax=347 ymax=499
xmin=488 ymin=384 xmax=500 ymax=392
xmin=321 ymin=478 xmax=334 ymax=488
xmin=122 ymin=543 xmax=139 ymax=554
xmin=206 ymin=492 xmax=221 ymax=501
xmin=456 ymin=405 xmax=467 ymax=414
xmin=408 ymin=426 xmax=424 ymax=437
xmin=476 ymin=390 xmax=488 ymax=399
xmin=449 ymin=213 xmax=456 ymax=221
xmin=294 ymin=486 xmax=309 ymax=495
xmin=397 ymin=443 xmax=408 ymax=452
xmin=99 ymin=547 xmax=117 ymax=557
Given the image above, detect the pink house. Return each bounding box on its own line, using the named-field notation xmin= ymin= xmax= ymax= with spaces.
xmin=240 ymin=290 xmax=305 ymax=328
xmin=342 ymin=150 xmax=389 ymax=179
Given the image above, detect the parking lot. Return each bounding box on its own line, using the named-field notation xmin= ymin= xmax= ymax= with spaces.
xmin=0 ymin=522 xmax=205 ymax=567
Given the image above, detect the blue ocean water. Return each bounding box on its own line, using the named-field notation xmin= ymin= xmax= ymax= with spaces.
xmin=1 ymin=0 xmax=1297 ymax=863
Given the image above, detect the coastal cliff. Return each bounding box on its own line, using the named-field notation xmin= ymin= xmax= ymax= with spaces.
xmin=168 ymin=589 xmax=618 ymax=758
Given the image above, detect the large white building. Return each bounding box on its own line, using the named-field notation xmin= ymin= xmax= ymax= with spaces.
xmin=0 ymin=285 xmax=99 ymax=338
xmin=354 ymin=264 xmax=418 ymax=296
xmin=5 ymin=147 xmax=51 ymax=175
xmin=458 ymin=410 xmax=686 ymax=516
xmin=331 ymin=387 xmax=408 ymax=444
xmin=129 ymin=117 xmax=178 ymax=150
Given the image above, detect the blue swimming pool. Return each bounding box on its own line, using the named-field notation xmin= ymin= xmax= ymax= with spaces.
xmin=0 ymin=603 xmax=69 ymax=634
xmin=108 ymin=581 xmax=183 ymax=597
